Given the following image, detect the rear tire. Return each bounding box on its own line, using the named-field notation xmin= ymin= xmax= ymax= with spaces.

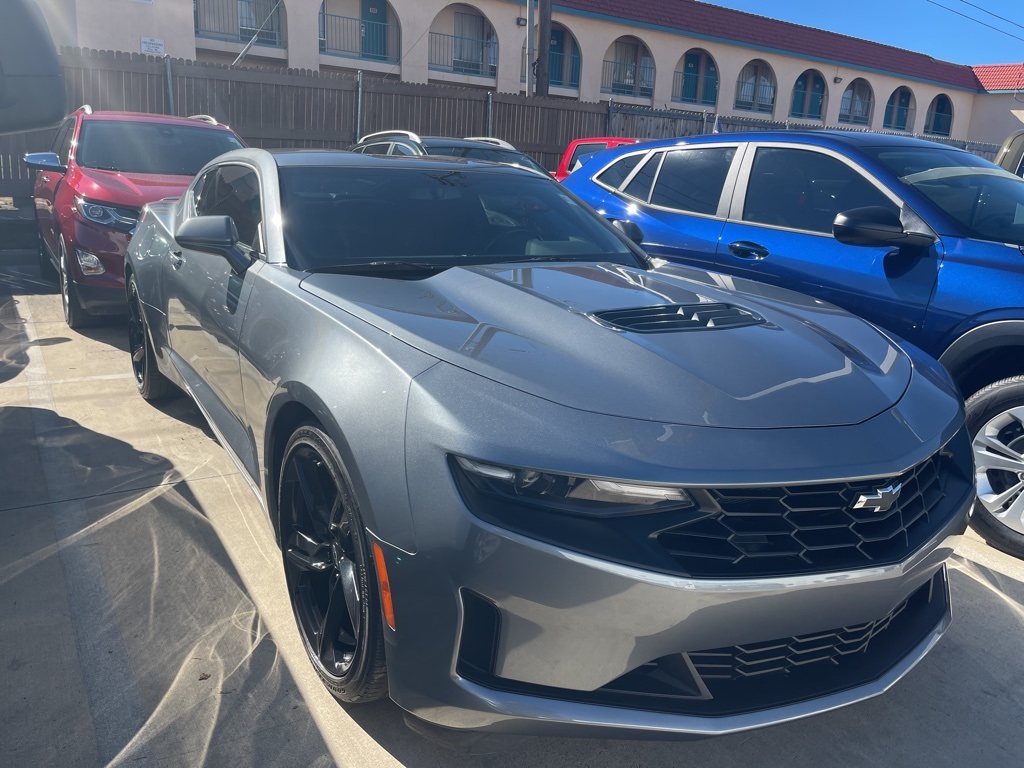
xmin=279 ymin=424 xmax=388 ymax=703
xmin=127 ymin=275 xmax=174 ymax=401
xmin=36 ymin=221 xmax=57 ymax=282
xmin=966 ymin=375 xmax=1024 ymax=559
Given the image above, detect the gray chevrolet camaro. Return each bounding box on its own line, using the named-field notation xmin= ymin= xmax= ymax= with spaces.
xmin=125 ymin=148 xmax=973 ymax=740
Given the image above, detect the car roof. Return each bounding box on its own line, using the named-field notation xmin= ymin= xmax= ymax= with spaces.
xmin=620 ymin=130 xmax=967 ymax=153
xmin=79 ymin=110 xmax=237 ymax=131
xmin=262 ymin=148 xmax=539 ymax=174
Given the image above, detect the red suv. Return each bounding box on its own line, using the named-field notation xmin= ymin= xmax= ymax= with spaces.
xmin=24 ymin=107 xmax=245 ymax=327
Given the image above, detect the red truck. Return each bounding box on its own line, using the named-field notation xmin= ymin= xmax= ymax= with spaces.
xmin=554 ymin=137 xmax=639 ymax=181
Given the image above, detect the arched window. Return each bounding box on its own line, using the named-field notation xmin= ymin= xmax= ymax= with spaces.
xmin=925 ymin=94 xmax=954 ymax=137
xmin=735 ymin=60 xmax=776 ymax=114
xmin=319 ymin=0 xmax=400 ymax=62
xmin=428 ymin=4 xmax=497 ymax=77
xmin=883 ymin=87 xmax=915 ymax=131
xmin=521 ymin=22 xmax=581 ymax=89
xmin=602 ymin=37 xmax=655 ymax=98
xmin=674 ymin=49 xmax=718 ymax=107
xmin=839 ymin=78 xmax=874 ymax=125
xmin=790 ymin=70 xmax=826 ymax=120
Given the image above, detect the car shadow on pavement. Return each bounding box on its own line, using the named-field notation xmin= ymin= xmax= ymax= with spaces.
xmin=0 ymin=406 xmax=334 ymax=767
xmin=339 ymin=556 xmax=1024 ymax=768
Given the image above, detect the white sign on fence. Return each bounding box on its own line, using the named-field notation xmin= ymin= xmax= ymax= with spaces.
xmin=141 ymin=37 xmax=164 ymax=56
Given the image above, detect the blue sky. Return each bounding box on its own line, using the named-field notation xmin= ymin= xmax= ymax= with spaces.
xmin=709 ymin=0 xmax=1024 ymax=65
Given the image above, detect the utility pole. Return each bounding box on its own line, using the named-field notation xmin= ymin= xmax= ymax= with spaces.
xmin=536 ymin=0 xmax=551 ymax=97
xmin=526 ymin=0 xmax=535 ymax=96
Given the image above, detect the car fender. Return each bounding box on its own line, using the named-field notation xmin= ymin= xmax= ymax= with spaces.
xmin=938 ymin=318 xmax=1024 ymax=384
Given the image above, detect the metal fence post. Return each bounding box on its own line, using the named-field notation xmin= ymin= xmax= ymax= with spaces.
xmin=164 ymin=54 xmax=175 ymax=116
xmin=607 ymin=96 xmax=614 ymax=135
xmin=355 ymin=70 xmax=363 ymax=141
xmin=486 ymin=91 xmax=493 ymax=136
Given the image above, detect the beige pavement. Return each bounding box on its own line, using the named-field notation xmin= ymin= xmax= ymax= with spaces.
xmin=1 ymin=248 xmax=1022 ymax=767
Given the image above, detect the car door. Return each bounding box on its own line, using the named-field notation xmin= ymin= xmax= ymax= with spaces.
xmin=34 ymin=116 xmax=74 ymax=256
xmin=597 ymin=144 xmax=737 ymax=269
xmin=715 ymin=144 xmax=939 ymax=341
xmin=165 ymin=162 xmax=263 ymax=475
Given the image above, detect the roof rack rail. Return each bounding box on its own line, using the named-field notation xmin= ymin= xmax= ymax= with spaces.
xmin=188 ymin=114 xmax=219 ymax=125
xmin=77 ymin=104 xmax=93 ymax=115
xmin=358 ymin=129 xmax=421 ymax=144
xmin=464 ymin=136 xmax=515 ymax=150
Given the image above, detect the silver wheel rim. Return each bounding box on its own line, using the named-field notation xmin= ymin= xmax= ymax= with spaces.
xmin=973 ymin=405 xmax=1024 ymax=536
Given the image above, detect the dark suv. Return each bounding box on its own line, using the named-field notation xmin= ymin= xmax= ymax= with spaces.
xmin=24 ymin=106 xmax=244 ymax=328
xmin=348 ymin=130 xmax=549 ymax=175
xmin=563 ymin=130 xmax=1024 ymax=558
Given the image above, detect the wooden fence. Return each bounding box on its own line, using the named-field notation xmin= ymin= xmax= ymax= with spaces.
xmin=0 ymin=47 xmax=1001 ymax=198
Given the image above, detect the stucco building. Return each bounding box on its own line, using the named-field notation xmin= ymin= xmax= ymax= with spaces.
xmin=36 ymin=0 xmax=1024 ymax=144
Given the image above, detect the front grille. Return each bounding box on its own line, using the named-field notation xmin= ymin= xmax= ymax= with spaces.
xmin=656 ymin=452 xmax=964 ymax=578
xmin=592 ymin=302 xmax=765 ymax=333
xmin=691 ymin=594 xmax=913 ymax=681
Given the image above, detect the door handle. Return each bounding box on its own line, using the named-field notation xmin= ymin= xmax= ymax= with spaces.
xmin=170 ymin=251 xmax=183 ymax=269
xmin=728 ymin=240 xmax=770 ymax=260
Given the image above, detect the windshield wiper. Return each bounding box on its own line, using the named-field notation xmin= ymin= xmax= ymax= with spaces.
xmin=88 ymin=165 xmax=123 ymax=172
xmin=306 ymin=260 xmax=452 ymax=276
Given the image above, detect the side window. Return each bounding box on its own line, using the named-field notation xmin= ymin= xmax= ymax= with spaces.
xmin=743 ymin=147 xmax=897 ymax=234
xmin=391 ymin=142 xmax=416 ymax=156
xmin=650 ymin=147 xmax=735 ymax=215
xmin=362 ymin=142 xmax=391 ymax=155
xmin=52 ymin=118 xmax=75 ymax=166
xmin=596 ymin=152 xmax=645 ymax=188
xmin=192 ymin=169 xmax=216 ymax=215
xmin=196 ymin=165 xmax=263 ymax=251
xmin=622 ymin=153 xmax=663 ymax=202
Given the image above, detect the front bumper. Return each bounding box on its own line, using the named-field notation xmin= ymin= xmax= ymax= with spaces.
xmin=379 ymin=490 xmax=968 ymax=738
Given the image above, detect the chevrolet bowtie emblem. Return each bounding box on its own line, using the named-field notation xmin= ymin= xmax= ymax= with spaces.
xmin=853 ymin=483 xmax=903 ymax=513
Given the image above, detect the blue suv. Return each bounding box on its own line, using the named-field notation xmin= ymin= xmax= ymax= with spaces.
xmin=563 ymin=130 xmax=1024 ymax=558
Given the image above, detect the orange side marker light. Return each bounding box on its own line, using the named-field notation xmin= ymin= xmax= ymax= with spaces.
xmin=372 ymin=541 xmax=396 ymax=631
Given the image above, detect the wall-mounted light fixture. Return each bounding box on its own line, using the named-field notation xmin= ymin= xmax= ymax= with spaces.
xmin=516 ymin=17 xmax=528 ymax=26
xmin=833 ymin=76 xmax=843 ymax=84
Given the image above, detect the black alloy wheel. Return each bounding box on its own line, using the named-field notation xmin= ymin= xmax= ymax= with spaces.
xmin=127 ymin=276 xmax=173 ymax=401
xmin=280 ymin=425 xmax=388 ymax=703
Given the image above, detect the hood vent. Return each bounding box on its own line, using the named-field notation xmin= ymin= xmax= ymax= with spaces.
xmin=592 ymin=303 xmax=766 ymax=333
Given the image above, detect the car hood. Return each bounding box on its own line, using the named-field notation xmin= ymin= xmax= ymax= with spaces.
xmin=301 ymin=262 xmax=912 ymax=428
xmin=72 ymin=166 xmax=192 ymax=208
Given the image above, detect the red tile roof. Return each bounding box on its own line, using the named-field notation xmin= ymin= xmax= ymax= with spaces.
xmin=972 ymin=64 xmax=1024 ymax=91
xmin=555 ymin=0 xmax=985 ymax=90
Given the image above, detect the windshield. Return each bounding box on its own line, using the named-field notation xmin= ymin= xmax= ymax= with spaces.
xmin=278 ymin=166 xmax=641 ymax=272
xmin=76 ymin=121 xmax=244 ymax=175
xmin=865 ymin=146 xmax=1024 ymax=246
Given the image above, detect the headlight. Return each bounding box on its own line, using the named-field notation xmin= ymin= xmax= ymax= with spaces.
xmin=75 ymin=196 xmax=138 ymax=232
xmin=452 ymin=456 xmax=695 ymax=517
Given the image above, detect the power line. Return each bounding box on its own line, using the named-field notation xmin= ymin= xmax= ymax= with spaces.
xmin=954 ymin=0 xmax=1024 ymax=33
xmin=925 ymin=0 xmax=1024 ymax=44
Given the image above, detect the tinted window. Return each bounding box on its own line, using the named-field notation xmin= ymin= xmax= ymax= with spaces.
xmin=743 ymin=147 xmax=896 ymax=233
xmin=361 ymin=142 xmax=391 ymax=155
xmin=278 ymin=167 xmax=639 ymax=271
xmin=596 ymin=153 xmax=645 ymax=188
xmin=51 ymin=118 xmax=74 ymax=165
xmin=76 ymin=121 xmax=244 ymax=175
xmin=623 ymin=153 xmax=662 ymax=202
xmin=568 ymin=142 xmax=605 ymax=171
xmin=651 ymin=147 xmax=735 ymax=214
xmin=196 ymin=165 xmax=262 ymax=250
xmin=391 ymin=143 xmax=417 ymax=156
xmin=867 ymin=146 xmax=1024 ymax=245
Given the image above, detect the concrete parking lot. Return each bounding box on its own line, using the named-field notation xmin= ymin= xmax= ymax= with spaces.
xmin=1 ymin=246 xmax=1023 ymax=767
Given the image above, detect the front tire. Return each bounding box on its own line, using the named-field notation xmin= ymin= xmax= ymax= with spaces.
xmin=279 ymin=424 xmax=388 ymax=703
xmin=967 ymin=375 xmax=1024 ymax=558
xmin=58 ymin=237 xmax=92 ymax=329
xmin=127 ymin=275 xmax=174 ymax=401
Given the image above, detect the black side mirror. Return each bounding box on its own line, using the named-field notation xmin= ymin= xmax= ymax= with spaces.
xmin=23 ymin=151 xmax=66 ymax=174
xmin=176 ymin=215 xmax=251 ymax=274
xmin=609 ymin=218 xmax=644 ymax=245
xmin=0 ymin=0 xmax=65 ymax=134
xmin=833 ymin=206 xmax=936 ymax=249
